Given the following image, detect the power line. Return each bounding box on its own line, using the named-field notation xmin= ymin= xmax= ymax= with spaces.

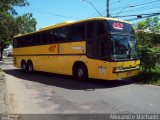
xmin=110 ymin=0 xmax=160 ymax=11
xmin=113 ymin=12 xmax=160 ymax=18
xmin=124 ymin=13 xmax=160 ymax=21
xmin=81 ymin=0 xmax=103 ymax=16
xmin=113 ymin=2 xmax=160 ymax=15
xmin=26 ymin=8 xmax=77 ymax=19
xmin=0 ymin=2 xmax=77 ymax=19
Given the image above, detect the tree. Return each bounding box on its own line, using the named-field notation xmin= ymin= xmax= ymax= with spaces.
xmin=0 ymin=0 xmax=29 ymax=14
xmin=135 ymin=17 xmax=160 ymax=72
xmin=0 ymin=12 xmax=14 ymax=59
xmin=0 ymin=0 xmax=37 ymax=60
xmin=136 ymin=17 xmax=160 ymax=32
xmin=13 ymin=13 xmax=37 ymax=35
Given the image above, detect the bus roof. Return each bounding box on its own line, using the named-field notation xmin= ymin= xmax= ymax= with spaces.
xmin=14 ymin=17 xmax=131 ymax=38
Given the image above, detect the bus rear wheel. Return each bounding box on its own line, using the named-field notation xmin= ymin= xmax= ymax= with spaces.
xmin=21 ymin=61 xmax=27 ymax=72
xmin=27 ymin=61 xmax=33 ymax=73
xmin=74 ymin=64 xmax=88 ymax=81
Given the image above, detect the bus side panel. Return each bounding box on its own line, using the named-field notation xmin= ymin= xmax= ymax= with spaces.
xmin=13 ymin=56 xmax=22 ymax=68
xmin=85 ymin=58 xmax=98 ymax=79
xmin=91 ymin=60 xmax=110 ymax=80
xmin=57 ymin=41 xmax=86 ymax=75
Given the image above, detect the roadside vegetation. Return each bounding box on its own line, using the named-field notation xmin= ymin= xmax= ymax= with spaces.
xmin=0 ymin=0 xmax=37 ymax=60
xmin=134 ymin=17 xmax=160 ymax=86
xmin=133 ymin=69 xmax=160 ymax=86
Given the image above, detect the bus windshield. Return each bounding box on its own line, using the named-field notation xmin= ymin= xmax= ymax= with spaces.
xmin=111 ymin=35 xmax=139 ymax=60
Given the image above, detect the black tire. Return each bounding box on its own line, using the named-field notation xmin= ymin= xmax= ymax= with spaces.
xmin=21 ymin=61 xmax=27 ymax=72
xmin=27 ymin=61 xmax=34 ymax=73
xmin=74 ymin=64 xmax=88 ymax=81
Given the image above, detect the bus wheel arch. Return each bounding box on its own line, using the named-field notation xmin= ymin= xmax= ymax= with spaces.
xmin=21 ymin=60 xmax=27 ymax=71
xmin=27 ymin=60 xmax=34 ymax=73
xmin=73 ymin=61 xmax=88 ymax=81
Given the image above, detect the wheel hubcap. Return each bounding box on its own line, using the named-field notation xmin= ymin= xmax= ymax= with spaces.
xmin=22 ymin=64 xmax=26 ymax=69
xmin=29 ymin=64 xmax=32 ymax=72
xmin=78 ymin=68 xmax=83 ymax=78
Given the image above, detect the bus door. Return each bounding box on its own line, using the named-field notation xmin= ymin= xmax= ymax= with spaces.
xmin=86 ymin=21 xmax=108 ymax=78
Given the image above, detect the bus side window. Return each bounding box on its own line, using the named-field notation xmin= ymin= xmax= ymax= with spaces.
xmin=23 ymin=36 xmax=33 ymax=47
xmin=40 ymin=32 xmax=45 ymax=45
xmin=13 ymin=38 xmax=18 ymax=48
xmin=53 ymin=29 xmax=60 ymax=42
xmin=17 ymin=38 xmax=22 ymax=47
xmin=97 ymin=22 xmax=106 ymax=35
xmin=20 ymin=38 xmax=25 ymax=47
xmin=20 ymin=36 xmax=31 ymax=47
xmin=96 ymin=22 xmax=107 ymax=58
xmin=86 ymin=22 xmax=97 ymax=58
xmin=59 ymin=28 xmax=68 ymax=42
xmin=45 ymin=31 xmax=53 ymax=44
xmin=96 ymin=22 xmax=108 ymax=57
xmin=67 ymin=26 xmax=75 ymax=41
xmin=48 ymin=30 xmax=54 ymax=43
xmin=41 ymin=32 xmax=47 ymax=44
xmin=87 ymin=22 xmax=95 ymax=38
xmin=74 ymin=25 xmax=85 ymax=41
xmin=33 ymin=34 xmax=41 ymax=45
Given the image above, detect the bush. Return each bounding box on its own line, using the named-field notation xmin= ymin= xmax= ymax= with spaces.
xmin=133 ymin=70 xmax=160 ymax=86
xmin=138 ymin=46 xmax=160 ymax=72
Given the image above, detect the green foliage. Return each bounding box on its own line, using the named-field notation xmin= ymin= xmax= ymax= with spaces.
xmin=0 ymin=0 xmax=37 ymax=59
xmin=13 ymin=13 xmax=37 ymax=34
xmin=136 ymin=31 xmax=160 ymax=47
xmin=136 ymin=17 xmax=160 ymax=32
xmin=0 ymin=12 xmax=14 ymax=49
xmin=139 ymin=46 xmax=160 ymax=72
xmin=0 ymin=0 xmax=29 ymax=14
xmin=135 ymin=17 xmax=160 ymax=72
xmin=133 ymin=70 xmax=160 ymax=86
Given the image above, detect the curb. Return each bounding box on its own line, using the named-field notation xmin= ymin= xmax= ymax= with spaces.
xmin=0 ymin=69 xmax=5 ymax=80
xmin=0 ymin=69 xmax=11 ymax=113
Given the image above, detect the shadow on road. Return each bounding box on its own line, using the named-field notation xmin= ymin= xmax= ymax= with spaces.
xmin=5 ymin=69 xmax=134 ymax=90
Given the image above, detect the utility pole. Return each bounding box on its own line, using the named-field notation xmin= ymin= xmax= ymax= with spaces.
xmin=107 ymin=0 xmax=110 ymax=17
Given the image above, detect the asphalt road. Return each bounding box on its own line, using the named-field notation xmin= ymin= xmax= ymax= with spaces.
xmin=1 ymin=58 xmax=160 ymax=114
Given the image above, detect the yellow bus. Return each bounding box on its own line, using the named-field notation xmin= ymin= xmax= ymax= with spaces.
xmin=13 ymin=17 xmax=140 ymax=80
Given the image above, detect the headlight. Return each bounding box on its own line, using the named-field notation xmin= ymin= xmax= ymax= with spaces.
xmin=113 ymin=66 xmax=123 ymax=72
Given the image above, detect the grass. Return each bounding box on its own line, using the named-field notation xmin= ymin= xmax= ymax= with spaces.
xmin=132 ymin=68 xmax=160 ymax=86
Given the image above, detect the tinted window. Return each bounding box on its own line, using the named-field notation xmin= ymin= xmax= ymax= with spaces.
xmin=68 ymin=25 xmax=85 ymax=41
xmin=32 ymin=33 xmax=41 ymax=45
xmin=17 ymin=38 xmax=22 ymax=47
xmin=87 ymin=22 xmax=95 ymax=38
xmin=97 ymin=22 xmax=105 ymax=35
xmin=59 ymin=28 xmax=68 ymax=41
xmin=53 ymin=24 xmax=85 ymax=42
xmin=40 ymin=31 xmax=53 ymax=44
xmin=14 ymin=23 xmax=85 ymax=48
xmin=47 ymin=30 xmax=54 ymax=43
xmin=74 ymin=25 xmax=85 ymax=41
xmin=53 ymin=29 xmax=60 ymax=42
xmin=20 ymin=36 xmax=32 ymax=47
xmin=13 ymin=38 xmax=18 ymax=48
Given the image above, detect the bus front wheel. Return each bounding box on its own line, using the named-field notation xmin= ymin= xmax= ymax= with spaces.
xmin=27 ymin=61 xmax=33 ymax=73
xmin=74 ymin=64 xmax=88 ymax=81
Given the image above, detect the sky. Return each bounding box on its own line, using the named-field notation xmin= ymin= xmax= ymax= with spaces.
xmin=14 ymin=0 xmax=160 ymax=30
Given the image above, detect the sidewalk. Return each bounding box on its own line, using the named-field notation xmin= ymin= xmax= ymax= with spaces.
xmin=0 ymin=68 xmax=10 ymax=113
